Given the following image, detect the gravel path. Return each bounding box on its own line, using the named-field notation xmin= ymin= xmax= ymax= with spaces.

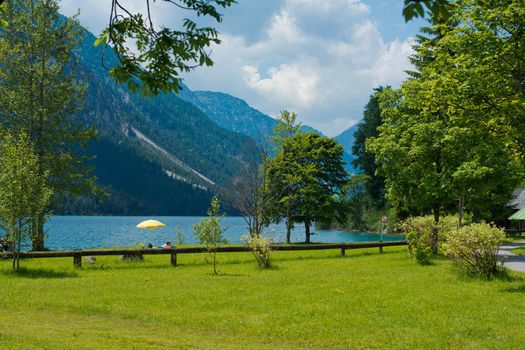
xmin=498 ymin=241 xmax=525 ymax=273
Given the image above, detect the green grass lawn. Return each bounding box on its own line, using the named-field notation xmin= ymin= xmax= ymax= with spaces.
xmin=511 ymin=246 xmax=525 ymax=255
xmin=1 ymin=247 xmax=525 ymax=349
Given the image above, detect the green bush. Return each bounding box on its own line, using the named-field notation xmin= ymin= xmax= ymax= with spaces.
xmin=442 ymin=223 xmax=505 ymax=278
xmin=401 ymin=216 xmax=436 ymax=264
xmin=242 ymin=234 xmax=272 ymax=268
xmin=401 ymin=216 xmax=458 ymax=264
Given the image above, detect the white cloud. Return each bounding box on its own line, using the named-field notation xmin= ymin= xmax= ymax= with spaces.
xmin=61 ymin=0 xmax=415 ymax=137
xmin=185 ymin=0 xmax=414 ymax=136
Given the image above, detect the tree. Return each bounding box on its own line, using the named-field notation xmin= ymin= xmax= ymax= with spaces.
xmin=192 ymin=196 xmax=227 ymax=275
xmin=344 ymin=174 xmax=371 ymax=231
xmin=367 ymin=76 xmax=521 ymax=251
xmin=93 ymin=0 xmax=235 ymax=95
xmin=368 ymin=1 xmax=525 ymax=249
xmin=0 ymin=0 xmax=95 ymax=250
xmin=233 ymin=142 xmax=269 ymax=238
xmin=266 ymin=111 xmax=302 ymax=243
xmin=266 ymin=132 xmax=348 ymax=243
xmin=0 ymin=132 xmax=52 ymax=270
xmin=352 ymin=87 xmax=386 ymax=207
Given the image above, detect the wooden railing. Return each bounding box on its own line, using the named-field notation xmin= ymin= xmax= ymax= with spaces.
xmin=1 ymin=241 xmax=407 ymax=267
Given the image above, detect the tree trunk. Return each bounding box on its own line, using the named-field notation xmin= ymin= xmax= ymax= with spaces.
xmin=431 ymin=205 xmax=440 ymax=254
xmin=458 ymin=191 xmax=465 ymax=228
xmin=304 ymin=220 xmax=311 ymax=244
xmin=286 ymin=204 xmax=291 ymax=244
xmin=31 ymin=214 xmax=45 ymax=251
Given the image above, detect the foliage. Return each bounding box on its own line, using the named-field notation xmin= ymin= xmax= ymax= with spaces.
xmin=351 ymin=87 xmax=387 ymax=207
xmin=0 ymin=0 xmax=94 ymax=250
xmin=266 ymin=132 xmax=348 ymax=243
xmin=401 ymin=216 xmax=435 ymax=264
xmin=242 ymin=234 xmax=272 ymax=268
xmin=192 ymin=196 xmax=227 ymax=274
xmin=0 ymin=132 xmax=52 ymax=270
xmin=401 ymin=215 xmax=458 ymax=264
xmin=271 ymin=110 xmax=302 ymax=151
xmin=265 ymin=111 xmax=303 ymax=243
xmin=442 ymin=223 xmax=505 ymax=278
xmin=367 ymin=11 xmax=524 ymax=224
xmin=343 ymin=174 xmax=372 ymax=231
xmin=402 ymin=0 xmax=453 ymax=22
xmin=95 ymin=0 xmax=235 ymax=95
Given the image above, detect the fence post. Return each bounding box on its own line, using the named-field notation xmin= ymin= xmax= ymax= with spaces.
xmin=170 ymin=251 xmax=177 ymax=266
xmin=340 ymin=248 xmax=346 ymax=257
xmin=73 ymin=254 xmax=82 ymax=268
xmin=379 ymin=245 xmax=383 ymax=253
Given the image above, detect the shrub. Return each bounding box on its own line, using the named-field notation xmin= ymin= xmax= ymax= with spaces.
xmin=401 ymin=215 xmax=458 ymax=264
xmin=175 ymin=225 xmax=185 ymax=246
xmin=242 ymin=234 xmax=272 ymax=268
xmin=401 ymin=216 xmax=435 ymax=264
xmin=442 ymin=223 xmax=505 ymax=278
xmin=193 ymin=197 xmax=227 ymax=275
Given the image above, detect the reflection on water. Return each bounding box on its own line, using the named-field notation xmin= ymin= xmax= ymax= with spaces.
xmin=45 ymin=216 xmax=404 ymax=250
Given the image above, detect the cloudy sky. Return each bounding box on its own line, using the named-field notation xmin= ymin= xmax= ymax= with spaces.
xmin=61 ymin=0 xmax=424 ymax=136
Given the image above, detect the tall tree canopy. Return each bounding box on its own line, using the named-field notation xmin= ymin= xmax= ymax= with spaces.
xmin=367 ymin=0 xmax=524 ymax=229
xmin=0 ymin=0 xmax=94 ymax=250
xmin=266 ymin=132 xmax=348 ymax=243
xmin=352 ymin=87 xmax=386 ymax=207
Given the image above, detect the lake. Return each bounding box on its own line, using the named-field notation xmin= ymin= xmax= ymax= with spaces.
xmin=44 ymin=216 xmax=404 ymax=250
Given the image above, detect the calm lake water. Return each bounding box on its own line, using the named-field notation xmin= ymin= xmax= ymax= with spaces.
xmin=44 ymin=216 xmax=404 ymax=250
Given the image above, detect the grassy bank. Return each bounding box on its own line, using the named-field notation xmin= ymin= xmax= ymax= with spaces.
xmin=0 ymin=247 xmax=524 ymax=349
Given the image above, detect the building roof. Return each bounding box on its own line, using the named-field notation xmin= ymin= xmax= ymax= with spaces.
xmin=509 ymin=207 xmax=525 ymax=221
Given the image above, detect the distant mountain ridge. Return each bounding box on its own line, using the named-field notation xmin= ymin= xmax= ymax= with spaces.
xmin=178 ymin=88 xmax=320 ymax=142
xmin=179 ymin=88 xmax=358 ymax=173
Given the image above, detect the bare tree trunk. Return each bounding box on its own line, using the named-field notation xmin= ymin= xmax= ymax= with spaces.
xmin=458 ymin=191 xmax=465 ymax=228
xmin=286 ymin=204 xmax=291 ymax=244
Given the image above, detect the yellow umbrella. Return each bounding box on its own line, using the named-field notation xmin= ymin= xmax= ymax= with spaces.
xmin=136 ymin=219 xmax=166 ymax=229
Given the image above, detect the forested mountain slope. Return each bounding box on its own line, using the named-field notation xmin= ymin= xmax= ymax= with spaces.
xmin=55 ymin=28 xmax=255 ymax=215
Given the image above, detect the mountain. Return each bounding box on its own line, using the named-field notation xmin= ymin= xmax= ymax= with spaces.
xmin=335 ymin=125 xmax=359 ymax=174
xmin=178 ymin=89 xmax=321 ymax=143
xmin=55 ymin=28 xmax=256 ymax=215
xmin=179 ymin=89 xmax=359 ymax=174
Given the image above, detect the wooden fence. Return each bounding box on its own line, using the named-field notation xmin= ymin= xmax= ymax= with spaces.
xmin=1 ymin=241 xmax=407 ymax=267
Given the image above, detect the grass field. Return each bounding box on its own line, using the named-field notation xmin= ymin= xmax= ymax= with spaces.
xmin=1 ymin=246 xmax=524 ymax=349
xmin=511 ymin=246 xmax=525 ymax=255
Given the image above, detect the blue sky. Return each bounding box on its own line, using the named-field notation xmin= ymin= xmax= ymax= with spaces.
xmin=61 ymin=0 xmax=426 ymax=136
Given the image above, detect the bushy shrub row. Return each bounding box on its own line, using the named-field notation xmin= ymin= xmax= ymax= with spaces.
xmin=401 ymin=216 xmax=505 ymax=278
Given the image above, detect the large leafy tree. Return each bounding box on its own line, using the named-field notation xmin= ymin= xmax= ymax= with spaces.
xmin=265 ymin=111 xmax=302 ymax=243
xmin=0 ymin=0 xmax=94 ymax=250
xmin=368 ymin=0 xmax=524 ymax=250
xmin=266 ymin=132 xmax=348 ymax=243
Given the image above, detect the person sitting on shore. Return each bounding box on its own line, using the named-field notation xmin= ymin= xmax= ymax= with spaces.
xmin=162 ymin=241 xmax=172 ymax=249
xmin=147 ymin=243 xmax=153 ymax=249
